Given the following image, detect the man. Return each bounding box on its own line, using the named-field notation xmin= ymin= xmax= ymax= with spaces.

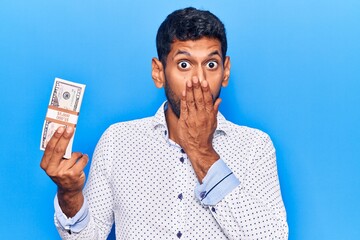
xmin=41 ymin=7 xmax=288 ymax=239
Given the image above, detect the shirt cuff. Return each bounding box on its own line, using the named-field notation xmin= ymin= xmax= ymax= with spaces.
xmin=54 ymin=194 xmax=90 ymax=233
xmin=195 ymin=159 xmax=240 ymax=206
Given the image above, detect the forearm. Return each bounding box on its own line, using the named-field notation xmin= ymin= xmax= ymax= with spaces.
xmin=54 ymin=191 xmax=110 ymax=239
xmin=193 ymin=158 xmax=287 ymax=238
xmin=187 ymin=146 xmax=219 ymax=182
xmin=207 ymin=137 xmax=288 ymax=239
xmin=55 ymin=205 xmax=98 ymax=240
xmin=211 ymin=186 xmax=288 ymax=239
xmin=53 ymin=126 xmax=115 ymax=239
xmin=57 ymin=189 xmax=84 ymax=218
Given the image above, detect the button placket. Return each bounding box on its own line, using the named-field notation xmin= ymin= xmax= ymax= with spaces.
xmin=179 ymin=148 xmax=186 ymax=163
xmin=176 ymin=148 xmax=187 ymax=238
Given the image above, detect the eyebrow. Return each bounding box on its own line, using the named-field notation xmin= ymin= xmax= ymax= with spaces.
xmin=174 ymin=50 xmax=191 ymax=57
xmin=208 ymin=50 xmax=221 ymax=57
xmin=173 ymin=50 xmax=221 ymax=58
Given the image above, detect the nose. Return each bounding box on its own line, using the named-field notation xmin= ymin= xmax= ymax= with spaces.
xmin=194 ymin=66 xmax=206 ymax=83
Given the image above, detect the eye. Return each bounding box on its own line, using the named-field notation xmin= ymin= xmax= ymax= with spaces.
xmin=178 ymin=61 xmax=190 ymax=70
xmin=206 ymin=61 xmax=218 ymax=69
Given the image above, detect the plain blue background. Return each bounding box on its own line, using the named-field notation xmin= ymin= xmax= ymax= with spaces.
xmin=1 ymin=0 xmax=359 ymax=239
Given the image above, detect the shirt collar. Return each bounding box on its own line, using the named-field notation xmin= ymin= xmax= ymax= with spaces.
xmin=152 ymin=101 xmax=229 ymax=136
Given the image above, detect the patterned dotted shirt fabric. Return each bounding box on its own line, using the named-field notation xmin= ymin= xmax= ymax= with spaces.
xmin=55 ymin=102 xmax=288 ymax=239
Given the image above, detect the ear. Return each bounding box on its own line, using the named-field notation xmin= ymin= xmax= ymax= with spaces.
xmin=222 ymin=56 xmax=231 ymax=87
xmin=152 ymin=58 xmax=165 ymax=88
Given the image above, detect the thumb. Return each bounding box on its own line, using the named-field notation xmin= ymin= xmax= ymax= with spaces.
xmin=213 ymin=97 xmax=222 ymax=114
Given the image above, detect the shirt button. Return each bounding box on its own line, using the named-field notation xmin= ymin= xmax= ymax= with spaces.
xmin=211 ymin=207 xmax=216 ymax=213
xmin=200 ymin=191 xmax=207 ymax=199
xmin=177 ymin=231 xmax=182 ymax=238
xmin=164 ymin=130 xmax=167 ymax=135
xmin=179 ymin=157 xmax=184 ymax=163
xmin=180 ymin=149 xmax=185 ymax=154
xmin=178 ymin=193 xmax=183 ymax=200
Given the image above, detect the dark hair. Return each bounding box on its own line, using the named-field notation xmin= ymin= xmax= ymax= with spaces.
xmin=156 ymin=7 xmax=227 ymax=67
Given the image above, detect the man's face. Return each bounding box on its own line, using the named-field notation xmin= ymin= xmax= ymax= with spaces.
xmin=163 ymin=37 xmax=230 ymax=118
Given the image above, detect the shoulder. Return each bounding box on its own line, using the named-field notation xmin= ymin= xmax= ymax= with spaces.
xmin=221 ymin=120 xmax=275 ymax=162
xmin=96 ymin=116 xmax=154 ymax=145
xmin=225 ymin=120 xmax=272 ymax=146
xmin=107 ymin=116 xmax=153 ymax=134
xmin=93 ymin=116 xmax=154 ymax=157
xmin=219 ymin=121 xmax=277 ymax=176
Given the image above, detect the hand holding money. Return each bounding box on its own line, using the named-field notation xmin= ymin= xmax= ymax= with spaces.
xmin=40 ymin=78 xmax=88 ymax=218
xmin=40 ymin=125 xmax=89 ymax=217
xmin=40 ymin=78 xmax=86 ymax=158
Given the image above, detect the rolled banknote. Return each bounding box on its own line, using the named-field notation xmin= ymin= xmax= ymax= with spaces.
xmin=40 ymin=78 xmax=86 ymax=158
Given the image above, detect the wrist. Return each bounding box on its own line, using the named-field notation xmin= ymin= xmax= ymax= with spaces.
xmin=57 ymin=189 xmax=84 ymax=218
xmin=58 ymin=187 xmax=82 ymax=199
xmin=187 ymin=147 xmax=220 ymax=183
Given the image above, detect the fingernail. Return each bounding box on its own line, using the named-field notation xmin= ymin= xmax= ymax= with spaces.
xmin=187 ymin=80 xmax=192 ymax=87
xmin=66 ymin=126 xmax=73 ymax=133
xmin=201 ymin=80 xmax=208 ymax=87
xmin=57 ymin=127 xmax=65 ymax=133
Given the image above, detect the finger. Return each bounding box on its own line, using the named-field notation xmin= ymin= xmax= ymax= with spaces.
xmin=186 ymin=80 xmax=196 ymax=115
xmin=213 ymin=97 xmax=222 ymax=115
xmin=58 ymin=152 xmax=84 ymax=170
xmin=71 ymin=154 xmax=89 ymax=174
xmin=47 ymin=126 xmax=75 ymax=169
xmin=180 ymin=89 xmax=188 ymax=120
xmin=201 ymin=80 xmax=214 ymax=113
xmin=57 ymin=153 xmax=87 ymax=178
xmin=192 ymin=76 xmax=205 ymax=111
xmin=41 ymin=126 xmax=66 ymax=170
